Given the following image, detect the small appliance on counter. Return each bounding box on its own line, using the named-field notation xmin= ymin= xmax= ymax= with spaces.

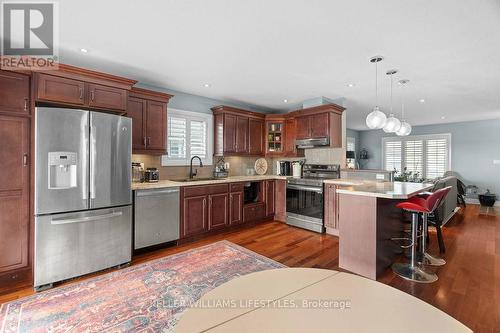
xmin=144 ymin=168 xmax=160 ymax=182
xmin=132 ymin=162 xmax=145 ymax=183
xmin=292 ymin=160 xmax=304 ymax=177
xmin=276 ymin=160 xmax=292 ymax=176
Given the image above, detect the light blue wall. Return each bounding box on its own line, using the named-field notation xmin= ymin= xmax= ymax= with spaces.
xmin=135 ymin=83 xmax=274 ymax=114
xmin=346 ymin=128 xmax=360 ymax=156
xmin=358 ymin=119 xmax=500 ymax=193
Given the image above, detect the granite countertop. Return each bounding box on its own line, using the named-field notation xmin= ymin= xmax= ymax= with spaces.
xmin=132 ymin=175 xmax=288 ymax=190
xmin=328 ymin=180 xmax=434 ymax=199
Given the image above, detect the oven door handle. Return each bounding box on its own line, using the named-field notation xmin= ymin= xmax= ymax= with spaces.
xmin=287 ymin=184 xmax=323 ymax=193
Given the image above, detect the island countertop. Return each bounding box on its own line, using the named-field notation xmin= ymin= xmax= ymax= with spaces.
xmin=132 ymin=175 xmax=288 ymax=190
xmin=325 ymin=179 xmax=434 ymax=199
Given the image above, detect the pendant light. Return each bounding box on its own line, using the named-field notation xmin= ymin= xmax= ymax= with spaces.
xmin=396 ymin=79 xmax=412 ymax=136
xmin=383 ymin=69 xmax=402 ymax=133
xmin=365 ymin=56 xmax=387 ymax=129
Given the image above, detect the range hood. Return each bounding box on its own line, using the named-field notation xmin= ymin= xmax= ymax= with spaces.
xmin=295 ymin=137 xmax=330 ymax=149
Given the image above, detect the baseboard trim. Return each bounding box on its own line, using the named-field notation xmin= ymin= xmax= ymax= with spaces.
xmin=325 ymin=226 xmax=339 ymax=236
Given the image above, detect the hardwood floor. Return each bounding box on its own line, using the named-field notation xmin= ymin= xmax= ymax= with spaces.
xmin=1 ymin=205 xmax=497 ymax=332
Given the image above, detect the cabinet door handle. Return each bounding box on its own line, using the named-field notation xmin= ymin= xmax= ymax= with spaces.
xmin=79 ymin=88 xmax=84 ymax=100
xmin=147 ymin=137 xmax=151 ymax=145
xmin=143 ymin=137 xmax=147 ymax=147
xmin=23 ymin=154 xmax=28 ymax=166
xmin=23 ymin=98 xmax=28 ymax=111
xmin=90 ymin=90 xmax=95 ymax=102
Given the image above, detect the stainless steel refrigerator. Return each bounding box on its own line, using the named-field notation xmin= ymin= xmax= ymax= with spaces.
xmin=34 ymin=107 xmax=132 ymax=289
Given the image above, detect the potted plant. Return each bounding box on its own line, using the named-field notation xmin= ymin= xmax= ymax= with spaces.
xmin=393 ymin=167 xmax=425 ymax=183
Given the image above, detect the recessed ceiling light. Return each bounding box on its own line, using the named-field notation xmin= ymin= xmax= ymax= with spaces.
xmin=441 ymin=116 xmax=446 ymax=120
xmin=283 ymin=99 xmax=288 ymax=103
xmin=80 ymin=48 xmax=88 ymax=53
xmin=203 ymin=83 xmax=211 ymax=88
xmin=347 ymin=83 xmax=355 ymax=88
xmin=419 ymin=99 xmax=425 ymax=103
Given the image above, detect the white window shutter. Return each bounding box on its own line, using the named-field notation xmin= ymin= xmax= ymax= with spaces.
xmin=405 ymin=140 xmax=423 ymax=176
xmin=383 ymin=134 xmax=451 ymax=180
xmin=168 ymin=117 xmax=187 ymax=158
xmin=190 ymin=120 xmax=207 ymax=158
xmin=384 ymin=141 xmax=402 ymax=173
xmin=426 ymin=138 xmax=449 ymax=179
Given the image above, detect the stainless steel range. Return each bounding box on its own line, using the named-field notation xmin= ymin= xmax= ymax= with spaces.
xmin=286 ymin=164 xmax=340 ymax=233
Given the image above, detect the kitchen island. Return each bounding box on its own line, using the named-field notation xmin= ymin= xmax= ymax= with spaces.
xmin=324 ymin=180 xmax=434 ymax=280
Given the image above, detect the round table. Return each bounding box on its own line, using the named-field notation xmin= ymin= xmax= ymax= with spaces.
xmin=174 ymin=268 xmax=470 ymax=333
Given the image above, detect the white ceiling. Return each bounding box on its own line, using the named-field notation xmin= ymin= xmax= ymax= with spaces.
xmin=55 ymin=0 xmax=500 ymax=130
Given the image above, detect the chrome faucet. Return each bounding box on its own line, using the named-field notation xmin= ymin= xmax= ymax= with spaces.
xmin=189 ymin=156 xmax=203 ymax=179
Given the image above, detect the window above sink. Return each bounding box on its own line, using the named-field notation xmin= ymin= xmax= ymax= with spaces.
xmin=161 ymin=109 xmax=214 ymax=167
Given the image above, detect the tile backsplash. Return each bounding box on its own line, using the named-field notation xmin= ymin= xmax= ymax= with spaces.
xmin=132 ymin=154 xmax=274 ymax=180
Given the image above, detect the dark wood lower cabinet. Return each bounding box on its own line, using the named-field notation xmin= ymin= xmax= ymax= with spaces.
xmin=208 ymin=193 xmax=229 ymax=230
xmin=265 ymin=180 xmax=275 ymax=217
xmin=0 ymin=115 xmax=31 ymax=291
xmin=324 ymin=184 xmax=339 ymax=235
xmin=181 ymin=195 xmax=207 ymax=238
xmin=243 ymin=203 xmax=266 ymax=222
xmin=229 ymin=191 xmax=243 ymax=225
xmin=181 ymin=182 xmax=274 ymax=240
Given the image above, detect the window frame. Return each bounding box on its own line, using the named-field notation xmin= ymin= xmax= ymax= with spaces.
xmin=161 ymin=108 xmax=214 ymax=166
xmin=382 ymin=133 xmax=452 ymax=180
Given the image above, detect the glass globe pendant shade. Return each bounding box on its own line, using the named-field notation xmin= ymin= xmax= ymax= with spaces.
xmin=366 ymin=106 xmax=387 ymax=129
xmin=383 ymin=114 xmax=402 ymax=133
xmin=396 ymin=121 xmax=412 ymax=136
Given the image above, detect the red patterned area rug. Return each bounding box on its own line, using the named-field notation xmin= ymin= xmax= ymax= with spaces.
xmin=0 ymin=241 xmax=285 ymax=332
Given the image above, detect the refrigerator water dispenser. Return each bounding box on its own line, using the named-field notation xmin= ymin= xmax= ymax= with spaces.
xmin=48 ymin=152 xmax=77 ymax=189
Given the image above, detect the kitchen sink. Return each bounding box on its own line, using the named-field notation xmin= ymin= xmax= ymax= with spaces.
xmin=174 ymin=177 xmax=226 ymax=182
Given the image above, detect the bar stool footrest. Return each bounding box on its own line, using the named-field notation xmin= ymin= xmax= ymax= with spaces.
xmin=392 ymin=262 xmax=438 ymax=283
xmin=417 ymin=252 xmax=446 ymax=266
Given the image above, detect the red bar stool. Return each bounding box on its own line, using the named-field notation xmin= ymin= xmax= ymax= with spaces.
xmin=392 ymin=186 xmax=452 ymax=283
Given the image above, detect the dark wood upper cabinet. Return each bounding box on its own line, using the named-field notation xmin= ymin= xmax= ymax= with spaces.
xmin=265 ymin=180 xmax=275 ymax=217
xmin=127 ymin=88 xmax=172 ymax=155
xmin=37 ymin=74 xmax=85 ymax=106
xmin=223 ymin=114 xmax=237 ymax=153
xmin=284 ymin=118 xmax=304 ymax=157
xmin=208 ymin=193 xmax=229 ymax=230
xmin=296 ymin=115 xmax=311 ymax=140
xmin=212 ymin=106 xmax=265 ymax=157
xmin=0 ymin=71 xmax=30 ymax=115
xmin=127 ymin=97 xmax=147 ymax=150
xmin=310 ymin=112 xmax=330 ymax=138
xmin=0 ymin=115 xmax=30 ymax=284
xmin=248 ymin=118 xmax=264 ymax=155
xmin=293 ymin=105 xmax=345 ymax=148
xmin=236 ymin=116 xmax=249 ymax=153
xmin=88 ymin=83 xmax=127 ymax=111
xmin=35 ymin=64 xmax=137 ymax=111
xmin=145 ymin=100 xmax=167 ymax=151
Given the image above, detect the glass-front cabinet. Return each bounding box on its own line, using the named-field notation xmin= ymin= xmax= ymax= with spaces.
xmin=265 ymin=119 xmax=284 ymax=155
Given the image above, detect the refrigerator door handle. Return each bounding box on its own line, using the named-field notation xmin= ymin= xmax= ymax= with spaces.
xmin=90 ymin=124 xmax=97 ymax=200
xmin=51 ymin=211 xmax=123 ymax=225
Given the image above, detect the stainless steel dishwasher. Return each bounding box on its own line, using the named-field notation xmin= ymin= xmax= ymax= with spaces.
xmin=134 ymin=187 xmax=180 ymax=250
